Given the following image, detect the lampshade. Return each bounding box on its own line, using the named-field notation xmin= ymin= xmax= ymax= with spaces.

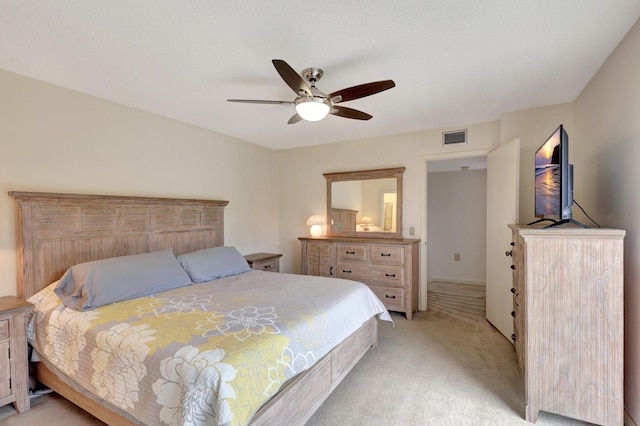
xmin=295 ymin=97 xmax=331 ymax=121
xmin=306 ymin=215 xmax=326 ymax=237
xmin=359 ymin=216 xmax=373 ymax=232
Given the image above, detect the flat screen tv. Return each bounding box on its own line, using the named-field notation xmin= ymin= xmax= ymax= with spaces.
xmin=531 ymin=124 xmax=580 ymax=228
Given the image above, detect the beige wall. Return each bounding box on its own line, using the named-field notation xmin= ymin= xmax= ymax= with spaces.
xmin=277 ymin=121 xmax=501 ymax=275
xmin=0 ymin=69 xmax=280 ymax=296
xmin=499 ymin=103 xmax=575 ymax=225
xmin=573 ymin=18 xmax=640 ymax=424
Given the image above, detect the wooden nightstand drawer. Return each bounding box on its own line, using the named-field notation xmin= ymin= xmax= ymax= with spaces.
xmin=252 ymin=259 xmax=279 ymax=272
xmin=0 ymin=320 xmax=8 ymax=340
xmin=244 ymin=253 xmax=282 ymax=273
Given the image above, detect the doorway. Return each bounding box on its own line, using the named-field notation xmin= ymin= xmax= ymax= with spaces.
xmin=425 ymin=156 xmax=487 ymax=319
xmin=419 ymin=149 xmax=489 ymax=311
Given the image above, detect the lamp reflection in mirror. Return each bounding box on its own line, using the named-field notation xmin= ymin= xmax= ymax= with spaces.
xmin=359 ymin=216 xmax=374 ymax=232
xmin=306 ymin=215 xmax=326 ymax=237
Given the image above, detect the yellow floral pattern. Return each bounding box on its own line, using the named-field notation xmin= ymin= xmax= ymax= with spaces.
xmin=27 ymin=271 xmax=391 ymax=425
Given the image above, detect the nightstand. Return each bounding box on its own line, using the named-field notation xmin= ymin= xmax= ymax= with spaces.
xmin=0 ymin=296 xmax=33 ymax=413
xmin=244 ymin=253 xmax=282 ymax=272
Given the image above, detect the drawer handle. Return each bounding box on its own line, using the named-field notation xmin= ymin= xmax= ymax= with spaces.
xmin=505 ymin=250 xmax=513 ymax=257
xmin=511 ymin=334 xmax=516 ymax=342
xmin=380 ymin=253 xmax=391 ymax=257
xmin=510 ymin=288 xmax=515 ymax=294
xmin=385 ymin=273 xmax=396 ymax=278
xmin=345 ymin=251 xmax=356 ymax=255
xmin=263 ymin=265 xmax=271 ymax=270
xmin=510 ymin=265 xmax=516 ymax=270
xmin=329 ymin=266 xmax=334 ymax=276
xmin=385 ymin=295 xmax=396 ymax=299
xmin=342 ymin=269 xmax=352 ymax=273
xmin=511 ymin=310 xmax=516 ymax=318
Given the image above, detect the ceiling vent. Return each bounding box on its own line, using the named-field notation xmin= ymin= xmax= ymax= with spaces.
xmin=442 ymin=129 xmax=467 ymax=146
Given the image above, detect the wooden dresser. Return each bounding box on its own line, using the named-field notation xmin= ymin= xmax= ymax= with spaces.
xmin=299 ymin=237 xmax=420 ymax=320
xmin=508 ymin=225 xmax=625 ymax=425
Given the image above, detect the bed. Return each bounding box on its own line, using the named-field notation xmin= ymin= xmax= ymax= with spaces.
xmin=10 ymin=191 xmax=391 ymax=425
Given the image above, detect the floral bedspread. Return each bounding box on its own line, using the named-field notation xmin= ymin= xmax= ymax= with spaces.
xmin=27 ymin=270 xmax=391 ymax=425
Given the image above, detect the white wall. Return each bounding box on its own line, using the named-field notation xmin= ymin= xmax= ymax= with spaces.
xmin=573 ymin=18 xmax=640 ymax=425
xmin=0 ymin=69 xmax=280 ymax=296
xmin=427 ymin=169 xmax=487 ymax=285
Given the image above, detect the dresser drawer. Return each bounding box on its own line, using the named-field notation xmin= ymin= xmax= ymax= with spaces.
xmin=368 ymin=285 xmax=404 ymax=311
xmin=370 ymin=245 xmax=405 ymax=265
xmin=337 ymin=262 xmax=404 ymax=286
xmin=0 ymin=319 xmax=8 ymax=340
xmin=336 ymin=244 xmax=368 ymax=262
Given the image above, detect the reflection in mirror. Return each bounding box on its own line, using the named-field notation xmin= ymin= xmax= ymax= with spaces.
xmin=325 ymin=167 xmax=404 ymax=239
xmin=331 ymin=178 xmax=397 ymax=232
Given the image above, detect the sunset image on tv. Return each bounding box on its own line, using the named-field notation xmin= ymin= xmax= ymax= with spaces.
xmin=535 ymin=130 xmax=561 ymax=216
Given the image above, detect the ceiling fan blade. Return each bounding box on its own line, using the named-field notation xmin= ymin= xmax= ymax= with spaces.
xmin=287 ymin=113 xmax=303 ymax=125
xmin=328 ymin=80 xmax=395 ymax=103
xmin=227 ymin=99 xmax=293 ymax=105
xmin=330 ymin=106 xmax=372 ymax=121
xmin=272 ymin=59 xmax=312 ymax=97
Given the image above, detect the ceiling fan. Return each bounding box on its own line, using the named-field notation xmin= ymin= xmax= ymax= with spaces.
xmin=227 ymin=59 xmax=395 ymax=124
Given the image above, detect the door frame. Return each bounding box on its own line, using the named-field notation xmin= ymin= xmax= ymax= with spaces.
xmin=419 ymin=149 xmax=490 ymax=310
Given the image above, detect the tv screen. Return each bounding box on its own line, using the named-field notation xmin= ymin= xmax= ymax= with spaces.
xmin=534 ymin=124 xmax=573 ymax=222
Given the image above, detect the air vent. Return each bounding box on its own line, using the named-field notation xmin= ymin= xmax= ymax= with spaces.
xmin=442 ymin=130 xmax=467 ymax=146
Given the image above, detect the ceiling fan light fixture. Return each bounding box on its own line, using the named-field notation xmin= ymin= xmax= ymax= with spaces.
xmin=295 ymin=97 xmax=331 ymax=121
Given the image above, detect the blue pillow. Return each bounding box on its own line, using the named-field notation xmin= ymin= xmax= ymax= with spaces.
xmin=177 ymin=246 xmax=252 ymax=283
xmin=54 ymin=249 xmax=192 ymax=311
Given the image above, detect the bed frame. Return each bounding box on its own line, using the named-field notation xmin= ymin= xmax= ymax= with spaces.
xmin=10 ymin=191 xmax=378 ymax=425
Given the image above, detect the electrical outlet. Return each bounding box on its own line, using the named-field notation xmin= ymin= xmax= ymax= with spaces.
xmin=454 ymin=253 xmax=461 ymax=261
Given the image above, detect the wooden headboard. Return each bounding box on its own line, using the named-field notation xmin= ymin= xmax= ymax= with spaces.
xmin=10 ymin=192 xmax=228 ymax=299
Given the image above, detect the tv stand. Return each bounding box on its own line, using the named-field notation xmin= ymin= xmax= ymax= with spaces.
xmin=526 ymin=218 xmax=557 ymax=226
xmin=544 ymin=218 xmax=588 ymax=229
xmin=526 ymin=218 xmax=589 ymax=229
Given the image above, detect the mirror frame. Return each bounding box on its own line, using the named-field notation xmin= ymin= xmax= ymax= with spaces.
xmin=324 ymin=167 xmax=405 ymax=239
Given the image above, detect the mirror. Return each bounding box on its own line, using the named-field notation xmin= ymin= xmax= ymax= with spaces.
xmin=325 ymin=167 xmax=404 ymax=239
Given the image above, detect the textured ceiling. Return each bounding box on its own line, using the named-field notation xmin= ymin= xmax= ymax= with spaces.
xmin=1 ymin=1 xmax=639 ymax=150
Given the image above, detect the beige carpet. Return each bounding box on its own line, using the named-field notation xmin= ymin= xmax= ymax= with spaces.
xmin=0 ymin=310 xmax=594 ymax=425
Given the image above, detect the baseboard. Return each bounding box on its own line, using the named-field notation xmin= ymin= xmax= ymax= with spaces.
xmin=626 ymin=408 xmax=637 ymax=426
xmin=431 ymin=277 xmax=486 ymax=286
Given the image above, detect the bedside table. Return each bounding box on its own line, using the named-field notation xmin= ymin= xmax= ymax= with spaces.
xmin=0 ymin=296 xmax=33 ymax=413
xmin=245 ymin=253 xmax=282 ymax=272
